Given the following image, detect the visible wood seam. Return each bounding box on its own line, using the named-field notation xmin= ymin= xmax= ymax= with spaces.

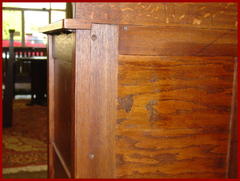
xmin=72 ymin=32 xmax=77 ymax=178
xmin=52 ymin=142 xmax=72 ymax=178
xmin=225 ymin=57 xmax=238 ymax=178
xmin=47 ymin=35 xmax=55 ymax=179
xmin=66 ymin=19 xmax=237 ymax=31
xmin=194 ymin=31 xmax=231 ymax=56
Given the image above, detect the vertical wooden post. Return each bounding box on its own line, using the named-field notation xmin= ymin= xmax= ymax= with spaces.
xmin=3 ymin=29 xmax=15 ymax=128
xmin=48 ymin=35 xmax=55 ymax=178
xmin=226 ymin=57 xmax=238 ymax=178
xmin=74 ymin=24 xmax=118 ymax=178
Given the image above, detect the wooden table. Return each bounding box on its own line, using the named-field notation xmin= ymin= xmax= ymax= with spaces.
xmin=16 ymin=56 xmax=47 ymax=105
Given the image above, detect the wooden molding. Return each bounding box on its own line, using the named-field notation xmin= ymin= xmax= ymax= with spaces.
xmin=39 ymin=19 xmax=91 ymax=34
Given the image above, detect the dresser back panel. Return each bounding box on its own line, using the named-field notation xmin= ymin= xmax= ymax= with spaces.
xmin=119 ymin=25 xmax=237 ymax=56
xmin=116 ymin=55 xmax=235 ymax=178
xmin=75 ymin=3 xmax=237 ymax=30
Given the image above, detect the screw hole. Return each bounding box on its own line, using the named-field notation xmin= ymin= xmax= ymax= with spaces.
xmin=123 ymin=26 xmax=128 ymax=31
xmin=88 ymin=153 xmax=95 ymax=160
xmin=91 ymin=34 xmax=97 ymax=41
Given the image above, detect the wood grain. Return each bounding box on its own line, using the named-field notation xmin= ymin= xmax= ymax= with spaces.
xmin=119 ymin=25 xmax=237 ymax=56
xmin=75 ymin=3 xmax=237 ymax=30
xmin=74 ymin=29 xmax=92 ymax=178
xmin=47 ymin=35 xmax=55 ymax=178
xmin=52 ymin=33 xmax=75 ymax=177
xmin=116 ymin=55 xmax=235 ymax=178
xmin=74 ymin=24 xmax=118 ymax=178
xmin=226 ymin=58 xmax=238 ymax=178
xmin=39 ymin=19 xmax=91 ymax=34
xmin=63 ymin=19 xmax=91 ymax=30
xmin=44 ymin=3 xmax=237 ymax=178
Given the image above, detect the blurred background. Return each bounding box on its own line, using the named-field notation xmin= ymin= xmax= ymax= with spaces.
xmin=3 ymin=3 xmax=66 ymax=47
xmin=2 ymin=3 xmax=66 ymax=178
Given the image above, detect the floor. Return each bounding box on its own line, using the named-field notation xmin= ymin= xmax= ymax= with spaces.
xmin=2 ymin=97 xmax=48 ymax=179
xmin=3 ymin=171 xmax=48 ymax=179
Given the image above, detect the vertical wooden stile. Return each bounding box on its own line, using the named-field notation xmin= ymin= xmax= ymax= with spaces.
xmin=226 ymin=57 xmax=238 ymax=178
xmin=47 ymin=35 xmax=55 ymax=178
xmin=74 ymin=24 xmax=118 ymax=178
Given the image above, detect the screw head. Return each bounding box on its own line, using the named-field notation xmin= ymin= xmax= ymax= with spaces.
xmin=88 ymin=153 xmax=95 ymax=160
xmin=123 ymin=26 xmax=128 ymax=31
xmin=91 ymin=34 xmax=97 ymax=41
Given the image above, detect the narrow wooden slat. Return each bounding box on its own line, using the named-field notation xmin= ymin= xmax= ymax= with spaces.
xmin=47 ymin=35 xmax=55 ymax=179
xmin=71 ymin=31 xmax=77 ymax=179
xmin=226 ymin=57 xmax=238 ymax=178
xmin=74 ymin=24 xmax=118 ymax=178
xmin=74 ymin=29 xmax=91 ymax=178
xmin=40 ymin=19 xmax=91 ymax=34
xmin=53 ymin=151 xmax=68 ymax=178
xmin=52 ymin=143 xmax=71 ymax=178
xmin=119 ymin=25 xmax=237 ymax=56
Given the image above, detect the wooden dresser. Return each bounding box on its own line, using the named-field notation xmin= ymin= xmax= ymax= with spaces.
xmin=41 ymin=3 xmax=238 ymax=179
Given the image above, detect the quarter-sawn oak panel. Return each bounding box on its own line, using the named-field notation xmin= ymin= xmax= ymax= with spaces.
xmin=116 ymin=55 xmax=235 ymax=178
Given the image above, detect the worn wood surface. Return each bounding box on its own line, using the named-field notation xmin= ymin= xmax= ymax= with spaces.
xmin=116 ymin=55 xmax=235 ymax=178
xmin=52 ymin=33 xmax=75 ymax=178
xmin=74 ymin=24 xmax=118 ymax=178
xmin=75 ymin=3 xmax=237 ymax=30
xmin=119 ymin=25 xmax=237 ymax=56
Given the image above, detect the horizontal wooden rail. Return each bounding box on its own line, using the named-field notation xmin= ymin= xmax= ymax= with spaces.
xmin=39 ymin=19 xmax=92 ymax=34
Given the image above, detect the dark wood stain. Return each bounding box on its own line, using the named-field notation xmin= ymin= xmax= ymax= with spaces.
xmin=118 ymin=95 xmax=134 ymax=113
xmin=145 ymin=100 xmax=165 ymax=123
